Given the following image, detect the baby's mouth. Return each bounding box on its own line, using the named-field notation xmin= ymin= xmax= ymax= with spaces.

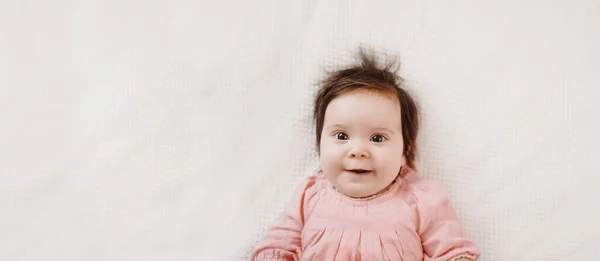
xmin=347 ymin=169 xmax=373 ymax=174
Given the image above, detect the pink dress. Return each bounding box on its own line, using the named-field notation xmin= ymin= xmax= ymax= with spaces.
xmin=251 ymin=168 xmax=480 ymax=261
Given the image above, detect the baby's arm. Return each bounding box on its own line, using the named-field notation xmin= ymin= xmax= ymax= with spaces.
xmin=415 ymin=181 xmax=481 ymax=261
xmin=251 ymin=176 xmax=317 ymax=261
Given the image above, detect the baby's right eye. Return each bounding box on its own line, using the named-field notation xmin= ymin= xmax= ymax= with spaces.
xmin=335 ymin=132 xmax=349 ymax=140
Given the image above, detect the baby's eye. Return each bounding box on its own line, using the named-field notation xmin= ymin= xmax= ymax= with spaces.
xmin=370 ymin=135 xmax=385 ymax=143
xmin=335 ymin=132 xmax=349 ymax=140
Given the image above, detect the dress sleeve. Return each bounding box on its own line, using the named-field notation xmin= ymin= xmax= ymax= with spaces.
xmin=251 ymin=175 xmax=320 ymax=261
xmin=412 ymin=180 xmax=481 ymax=261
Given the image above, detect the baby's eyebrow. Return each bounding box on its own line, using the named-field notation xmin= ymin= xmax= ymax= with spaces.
xmin=325 ymin=124 xmax=397 ymax=134
xmin=373 ymin=127 xmax=395 ymax=134
xmin=326 ymin=124 xmax=347 ymax=129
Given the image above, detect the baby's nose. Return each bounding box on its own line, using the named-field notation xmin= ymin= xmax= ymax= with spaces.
xmin=348 ymin=143 xmax=370 ymax=158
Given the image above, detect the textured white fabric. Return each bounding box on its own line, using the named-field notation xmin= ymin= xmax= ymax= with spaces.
xmin=1 ymin=1 xmax=599 ymax=260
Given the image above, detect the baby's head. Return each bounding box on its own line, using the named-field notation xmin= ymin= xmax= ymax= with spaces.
xmin=313 ymin=50 xmax=419 ymax=198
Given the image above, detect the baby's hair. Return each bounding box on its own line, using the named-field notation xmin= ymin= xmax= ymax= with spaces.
xmin=313 ymin=48 xmax=419 ymax=169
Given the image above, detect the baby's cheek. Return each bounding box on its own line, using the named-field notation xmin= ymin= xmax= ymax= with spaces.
xmin=320 ymin=144 xmax=339 ymax=162
xmin=378 ymin=154 xmax=403 ymax=173
xmin=320 ymin=154 xmax=339 ymax=171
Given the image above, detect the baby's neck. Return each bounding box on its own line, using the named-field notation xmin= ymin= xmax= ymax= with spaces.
xmin=340 ymin=175 xmax=402 ymax=200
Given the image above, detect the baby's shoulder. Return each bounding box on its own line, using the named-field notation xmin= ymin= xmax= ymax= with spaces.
xmin=404 ymin=178 xmax=447 ymax=194
xmin=294 ymin=172 xmax=328 ymax=198
xmin=402 ymin=178 xmax=450 ymax=207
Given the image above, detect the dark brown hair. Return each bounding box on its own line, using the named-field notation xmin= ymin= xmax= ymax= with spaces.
xmin=313 ymin=49 xmax=420 ymax=169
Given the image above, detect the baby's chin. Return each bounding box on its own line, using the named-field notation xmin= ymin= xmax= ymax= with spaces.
xmin=335 ymin=182 xmax=386 ymax=198
xmin=323 ymin=171 xmax=398 ymax=197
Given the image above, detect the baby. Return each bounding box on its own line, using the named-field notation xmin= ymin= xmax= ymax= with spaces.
xmin=251 ymin=50 xmax=480 ymax=261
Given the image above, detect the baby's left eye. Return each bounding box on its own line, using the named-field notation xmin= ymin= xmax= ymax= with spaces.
xmin=371 ymin=135 xmax=385 ymax=143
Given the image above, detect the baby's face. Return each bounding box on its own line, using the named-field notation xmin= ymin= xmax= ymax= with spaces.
xmin=319 ymin=90 xmax=406 ymax=198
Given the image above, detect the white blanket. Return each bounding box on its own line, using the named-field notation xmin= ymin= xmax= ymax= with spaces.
xmin=1 ymin=0 xmax=599 ymax=260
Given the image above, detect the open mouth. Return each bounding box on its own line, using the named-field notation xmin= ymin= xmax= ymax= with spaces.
xmin=347 ymin=169 xmax=372 ymax=174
